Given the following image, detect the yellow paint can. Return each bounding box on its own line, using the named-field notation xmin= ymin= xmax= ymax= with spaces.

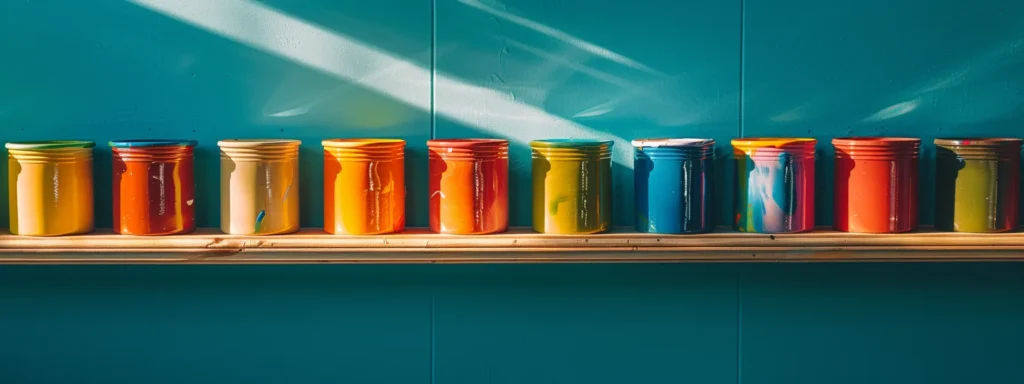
xmin=531 ymin=139 xmax=613 ymax=234
xmin=218 ymin=139 xmax=301 ymax=235
xmin=6 ymin=141 xmax=95 ymax=236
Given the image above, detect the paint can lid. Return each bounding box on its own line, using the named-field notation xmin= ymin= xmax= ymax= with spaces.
xmin=218 ymin=139 xmax=301 ymax=148
xmin=427 ymin=138 xmax=508 ymax=149
xmin=6 ymin=140 xmax=96 ymax=150
xmin=831 ymin=137 xmax=920 ymax=147
xmin=631 ymin=138 xmax=714 ymax=147
xmin=323 ymin=138 xmax=406 ymax=148
xmin=731 ymin=138 xmax=817 ymax=148
xmin=530 ymin=139 xmax=614 ymax=148
xmin=934 ymin=138 xmax=1022 ymax=147
xmin=109 ymin=139 xmax=198 ymax=148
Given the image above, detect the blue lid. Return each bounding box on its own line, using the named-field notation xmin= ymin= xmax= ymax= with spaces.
xmin=631 ymin=138 xmax=715 ymax=148
xmin=109 ymin=139 xmax=198 ymax=148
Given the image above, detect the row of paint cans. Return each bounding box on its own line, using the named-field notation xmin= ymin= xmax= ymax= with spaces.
xmin=5 ymin=137 xmax=1020 ymax=236
xmin=635 ymin=137 xmax=1020 ymax=234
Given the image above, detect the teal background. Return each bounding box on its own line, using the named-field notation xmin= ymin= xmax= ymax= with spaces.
xmin=1 ymin=0 xmax=1023 ymax=383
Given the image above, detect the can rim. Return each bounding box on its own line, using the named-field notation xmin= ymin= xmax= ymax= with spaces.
xmin=218 ymin=139 xmax=301 ymax=148
xmin=6 ymin=140 xmax=96 ymax=150
xmin=322 ymin=138 xmax=405 ymax=148
xmin=531 ymin=139 xmax=614 ymax=148
xmin=934 ymin=138 xmax=1022 ymax=146
xmin=109 ymin=139 xmax=198 ymax=148
xmin=427 ymin=138 xmax=508 ymax=148
xmin=731 ymin=137 xmax=816 ymax=147
xmin=832 ymin=137 xmax=920 ymax=146
xmin=631 ymin=138 xmax=714 ymax=147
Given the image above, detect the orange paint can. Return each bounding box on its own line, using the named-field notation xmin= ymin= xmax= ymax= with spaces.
xmin=323 ymin=139 xmax=405 ymax=235
xmin=111 ymin=140 xmax=198 ymax=236
xmin=428 ymin=139 xmax=509 ymax=234
xmin=833 ymin=137 xmax=920 ymax=233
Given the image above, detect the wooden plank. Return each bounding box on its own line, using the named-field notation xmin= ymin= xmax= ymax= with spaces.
xmin=0 ymin=227 xmax=1022 ymax=263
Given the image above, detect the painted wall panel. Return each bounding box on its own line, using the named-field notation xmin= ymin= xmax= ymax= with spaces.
xmin=0 ymin=265 xmax=433 ymax=384
xmin=739 ymin=263 xmax=1024 ymax=384
xmin=0 ymin=0 xmax=433 ymax=228
xmin=433 ymin=264 xmax=739 ymax=384
xmin=742 ymin=0 xmax=1024 ymax=225
xmin=434 ymin=0 xmax=741 ymax=226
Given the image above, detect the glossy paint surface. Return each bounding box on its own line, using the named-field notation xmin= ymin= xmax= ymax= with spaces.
xmin=111 ymin=142 xmax=197 ymax=236
xmin=833 ymin=138 xmax=920 ymax=233
xmin=323 ymin=139 xmax=406 ymax=235
xmin=6 ymin=141 xmax=95 ymax=236
xmin=633 ymin=139 xmax=715 ymax=234
xmin=733 ymin=139 xmax=815 ymax=233
xmin=219 ymin=140 xmax=300 ymax=235
xmin=428 ymin=139 xmax=509 ymax=235
xmin=935 ymin=139 xmax=1021 ymax=232
xmin=531 ymin=140 xmax=612 ymax=234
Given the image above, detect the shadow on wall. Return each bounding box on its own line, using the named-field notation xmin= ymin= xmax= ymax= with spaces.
xmin=124 ymin=0 xmax=741 ymax=227
xmin=741 ymin=0 xmax=1024 ymax=225
xmin=123 ymin=0 xmax=629 ymax=226
xmin=433 ymin=0 xmax=741 ymax=226
xmin=0 ymin=0 xmax=740 ymax=228
xmin=0 ymin=0 xmax=432 ymax=228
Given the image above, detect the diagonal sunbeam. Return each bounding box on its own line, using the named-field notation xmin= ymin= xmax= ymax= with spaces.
xmin=129 ymin=0 xmax=631 ymax=167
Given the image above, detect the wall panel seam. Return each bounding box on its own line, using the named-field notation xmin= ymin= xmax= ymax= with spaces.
xmin=738 ymin=0 xmax=746 ymax=139
xmin=736 ymin=272 xmax=743 ymax=384
xmin=430 ymin=0 xmax=437 ymax=140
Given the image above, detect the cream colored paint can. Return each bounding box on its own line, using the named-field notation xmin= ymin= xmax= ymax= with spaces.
xmin=218 ymin=139 xmax=301 ymax=235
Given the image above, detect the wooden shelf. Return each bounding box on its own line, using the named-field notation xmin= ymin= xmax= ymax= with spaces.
xmin=1 ymin=227 xmax=1022 ymax=264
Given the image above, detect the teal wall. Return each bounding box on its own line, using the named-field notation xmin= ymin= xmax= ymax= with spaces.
xmin=1 ymin=264 xmax=1022 ymax=383
xmin=2 ymin=0 xmax=1022 ymax=227
xmin=1 ymin=1 xmax=1023 ymax=383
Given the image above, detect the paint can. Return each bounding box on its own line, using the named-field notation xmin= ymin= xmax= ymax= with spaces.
xmin=732 ymin=138 xmax=816 ymax=233
xmin=633 ymin=138 xmax=715 ymax=234
xmin=6 ymin=140 xmax=95 ymax=236
xmin=111 ymin=140 xmax=198 ymax=236
xmin=935 ymin=138 xmax=1021 ymax=232
xmin=218 ymin=139 xmax=300 ymax=235
xmin=531 ymin=139 xmax=612 ymax=234
xmin=428 ymin=139 xmax=509 ymax=234
xmin=833 ymin=137 xmax=920 ymax=233
xmin=323 ymin=139 xmax=406 ymax=235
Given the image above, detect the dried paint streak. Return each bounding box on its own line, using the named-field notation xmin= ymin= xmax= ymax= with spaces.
xmin=254 ymin=210 xmax=266 ymax=232
xmin=735 ymin=154 xmax=813 ymax=233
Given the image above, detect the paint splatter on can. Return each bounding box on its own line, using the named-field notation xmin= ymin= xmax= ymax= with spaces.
xmin=6 ymin=140 xmax=95 ymax=236
xmin=323 ymin=139 xmax=405 ymax=235
xmin=428 ymin=139 xmax=509 ymax=235
xmin=633 ymin=138 xmax=715 ymax=234
xmin=732 ymin=138 xmax=816 ymax=233
xmin=218 ymin=139 xmax=300 ymax=235
xmin=935 ymin=138 xmax=1021 ymax=233
xmin=531 ymin=139 xmax=613 ymax=234
xmin=833 ymin=137 xmax=920 ymax=233
xmin=111 ymin=140 xmax=198 ymax=236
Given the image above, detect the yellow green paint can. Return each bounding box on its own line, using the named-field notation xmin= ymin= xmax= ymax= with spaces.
xmin=935 ymin=138 xmax=1021 ymax=233
xmin=531 ymin=139 xmax=612 ymax=234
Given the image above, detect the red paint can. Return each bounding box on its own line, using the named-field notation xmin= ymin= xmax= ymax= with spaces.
xmin=428 ymin=139 xmax=509 ymax=234
xmin=110 ymin=140 xmax=198 ymax=235
xmin=833 ymin=137 xmax=920 ymax=233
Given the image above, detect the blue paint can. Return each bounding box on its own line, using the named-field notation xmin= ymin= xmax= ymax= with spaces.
xmin=633 ymin=138 xmax=715 ymax=234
